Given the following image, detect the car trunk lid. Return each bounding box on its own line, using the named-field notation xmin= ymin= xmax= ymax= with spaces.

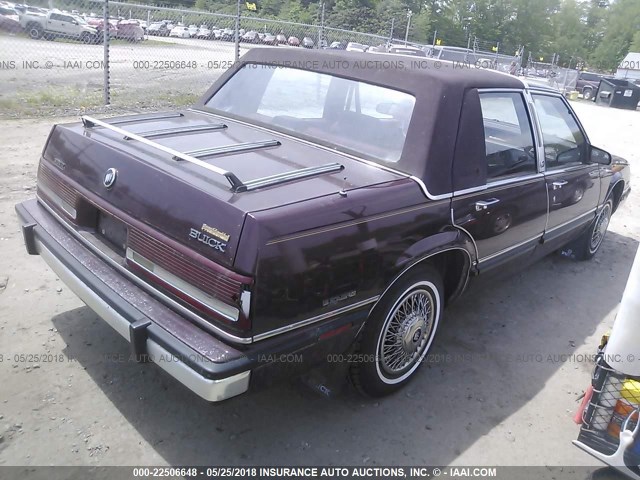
xmin=40 ymin=110 xmax=403 ymax=268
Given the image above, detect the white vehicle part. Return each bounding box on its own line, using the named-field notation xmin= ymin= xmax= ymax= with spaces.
xmin=604 ymin=245 xmax=640 ymax=376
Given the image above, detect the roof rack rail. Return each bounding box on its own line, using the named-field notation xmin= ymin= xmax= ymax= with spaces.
xmin=183 ymin=140 xmax=281 ymax=159
xmin=81 ymin=115 xmax=344 ymax=193
xmin=107 ymin=112 xmax=184 ymax=125
xmin=82 ymin=115 xmax=244 ymax=191
xmin=242 ymin=163 xmax=344 ymax=191
xmin=124 ymin=123 xmax=227 ymax=140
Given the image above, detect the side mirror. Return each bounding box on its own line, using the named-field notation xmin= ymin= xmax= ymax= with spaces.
xmin=71 ymin=20 xmax=78 ymax=25
xmin=590 ymin=146 xmax=612 ymax=165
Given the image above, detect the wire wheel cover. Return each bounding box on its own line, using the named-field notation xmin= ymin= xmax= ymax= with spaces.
xmin=380 ymin=288 xmax=434 ymax=376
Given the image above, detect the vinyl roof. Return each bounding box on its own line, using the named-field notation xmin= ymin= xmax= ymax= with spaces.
xmin=200 ymin=48 xmax=527 ymax=196
xmin=240 ymin=47 xmax=525 ymax=93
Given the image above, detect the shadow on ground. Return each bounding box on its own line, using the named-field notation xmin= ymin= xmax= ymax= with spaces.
xmin=50 ymin=231 xmax=638 ymax=466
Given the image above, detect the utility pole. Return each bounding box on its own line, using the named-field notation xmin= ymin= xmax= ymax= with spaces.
xmin=318 ymin=2 xmax=325 ymax=49
xmin=234 ymin=0 xmax=240 ymax=62
xmin=404 ymin=9 xmax=412 ymax=45
xmin=388 ymin=17 xmax=394 ymax=48
xmin=103 ymin=0 xmax=110 ymax=105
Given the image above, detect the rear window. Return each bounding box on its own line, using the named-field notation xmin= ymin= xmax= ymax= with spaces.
xmin=206 ymin=65 xmax=415 ymax=164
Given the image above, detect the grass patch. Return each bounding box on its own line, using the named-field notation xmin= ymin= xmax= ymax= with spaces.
xmin=0 ymin=85 xmax=103 ymax=117
xmin=0 ymin=85 xmax=200 ymax=118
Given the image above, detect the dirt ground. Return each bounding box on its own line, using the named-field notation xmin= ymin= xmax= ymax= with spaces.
xmin=0 ymin=100 xmax=638 ymax=472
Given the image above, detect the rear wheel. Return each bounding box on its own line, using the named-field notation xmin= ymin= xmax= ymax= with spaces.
xmin=80 ymin=32 xmax=92 ymax=44
xmin=350 ymin=266 xmax=443 ymax=397
xmin=27 ymin=23 xmax=43 ymax=39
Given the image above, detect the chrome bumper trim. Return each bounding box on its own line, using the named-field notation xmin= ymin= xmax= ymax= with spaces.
xmin=36 ymin=239 xmax=250 ymax=402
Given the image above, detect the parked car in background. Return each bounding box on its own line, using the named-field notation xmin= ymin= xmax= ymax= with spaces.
xmin=14 ymin=4 xmax=46 ymax=15
xmin=20 ymin=10 xmax=98 ymax=43
xmin=221 ymin=28 xmax=234 ymax=41
xmin=147 ymin=22 xmax=169 ymax=36
xmin=15 ymin=49 xmax=630 ymax=403
xmin=241 ymin=30 xmax=259 ymax=43
xmin=345 ymin=41 xmax=369 ymax=52
xmin=210 ymin=28 xmax=222 ymax=40
xmin=116 ymin=19 xmax=144 ymax=42
xmin=196 ymin=25 xmax=211 ymax=39
xmin=287 ymin=36 xmax=300 ymax=47
xmin=169 ymin=25 xmax=190 ymax=38
xmin=327 ymin=41 xmax=346 ymax=50
xmin=387 ymin=45 xmax=426 ymax=57
xmin=576 ymin=71 xmax=611 ymax=101
xmin=86 ymin=18 xmax=117 ymax=39
xmin=302 ymin=36 xmax=314 ymax=48
xmin=187 ymin=24 xmax=198 ymax=37
xmin=275 ymin=33 xmax=287 ymax=44
xmin=262 ymin=33 xmax=276 ymax=45
xmin=0 ymin=5 xmax=21 ymax=33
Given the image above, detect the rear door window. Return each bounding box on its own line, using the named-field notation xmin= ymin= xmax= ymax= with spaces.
xmin=479 ymin=92 xmax=537 ymax=180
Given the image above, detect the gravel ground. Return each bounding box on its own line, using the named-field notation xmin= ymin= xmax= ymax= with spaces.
xmin=0 ymin=100 xmax=638 ymax=472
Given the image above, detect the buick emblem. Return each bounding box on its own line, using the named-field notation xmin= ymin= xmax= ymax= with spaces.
xmin=103 ymin=168 xmax=117 ymax=188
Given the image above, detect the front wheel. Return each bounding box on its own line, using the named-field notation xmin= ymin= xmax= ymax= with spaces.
xmin=583 ymin=88 xmax=594 ymax=101
xmin=350 ymin=266 xmax=443 ymax=397
xmin=564 ymin=200 xmax=613 ymax=261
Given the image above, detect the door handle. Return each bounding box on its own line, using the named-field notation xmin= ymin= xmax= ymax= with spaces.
xmin=475 ymin=198 xmax=500 ymax=211
xmin=552 ymin=180 xmax=568 ymax=190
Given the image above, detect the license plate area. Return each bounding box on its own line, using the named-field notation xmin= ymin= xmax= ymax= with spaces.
xmin=97 ymin=210 xmax=128 ymax=256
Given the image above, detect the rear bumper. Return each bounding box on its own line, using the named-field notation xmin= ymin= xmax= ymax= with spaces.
xmin=16 ymin=199 xmax=251 ymax=402
xmin=16 ymin=198 xmax=367 ymax=401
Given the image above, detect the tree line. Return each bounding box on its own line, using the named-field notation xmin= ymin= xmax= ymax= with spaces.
xmin=157 ymin=0 xmax=638 ymax=71
xmin=49 ymin=0 xmax=640 ymax=71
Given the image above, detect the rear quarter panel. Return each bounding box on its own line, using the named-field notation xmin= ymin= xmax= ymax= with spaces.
xmin=236 ymin=179 xmax=472 ymax=336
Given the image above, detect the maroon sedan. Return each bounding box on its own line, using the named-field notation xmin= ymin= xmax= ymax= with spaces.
xmin=16 ymin=48 xmax=630 ymax=402
xmin=116 ymin=20 xmax=144 ymax=42
xmin=287 ymin=36 xmax=300 ymax=47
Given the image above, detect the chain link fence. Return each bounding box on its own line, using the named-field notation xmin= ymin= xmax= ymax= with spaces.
xmin=523 ymin=60 xmax=579 ymax=93
xmin=0 ymin=0 xmax=563 ymax=118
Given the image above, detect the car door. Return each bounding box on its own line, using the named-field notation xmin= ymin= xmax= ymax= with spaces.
xmin=62 ymin=15 xmax=81 ymax=37
xmin=50 ymin=14 xmax=74 ymax=37
xmin=531 ymin=93 xmax=601 ymax=248
xmin=452 ymin=91 xmax=548 ymax=272
xmin=46 ymin=13 xmax=65 ymax=34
